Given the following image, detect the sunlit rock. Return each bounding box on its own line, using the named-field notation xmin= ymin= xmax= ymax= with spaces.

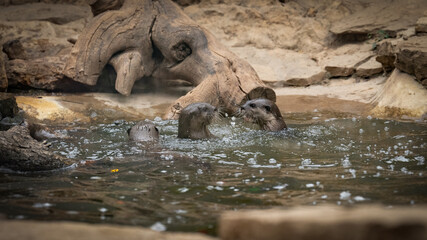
xmin=370 ymin=69 xmax=427 ymax=119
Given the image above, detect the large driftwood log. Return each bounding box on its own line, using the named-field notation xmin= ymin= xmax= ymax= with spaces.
xmin=0 ymin=125 xmax=73 ymax=172
xmin=64 ymin=0 xmax=275 ymax=119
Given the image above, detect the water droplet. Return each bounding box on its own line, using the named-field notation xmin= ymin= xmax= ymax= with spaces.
xmin=150 ymin=222 xmax=166 ymax=232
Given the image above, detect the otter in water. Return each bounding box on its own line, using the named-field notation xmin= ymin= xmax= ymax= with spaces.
xmin=239 ymin=98 xmax=287 ymax=131
xmin=178 ymin=103 xmax=217 ymax=139
xmin=128 ymin=120 xmax=159 ymax=142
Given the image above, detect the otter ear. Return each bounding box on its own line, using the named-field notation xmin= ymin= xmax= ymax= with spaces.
xmin=264 ymin=105 xmax=271 ymax=112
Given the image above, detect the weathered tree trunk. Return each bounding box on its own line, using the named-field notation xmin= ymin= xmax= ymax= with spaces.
xmin=64 ymin=0 xmax=275 ymax=119
xmin=0 ymin=125 xmax=73 ymax=172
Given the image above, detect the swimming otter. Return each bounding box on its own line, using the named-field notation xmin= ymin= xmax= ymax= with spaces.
xmin=239 ymin=98 xmax=287 ymax=131
xmin=128 ymin=120 xmax=159 ymax=142
xmin=178 ymin=103 xmax=217 ymax=139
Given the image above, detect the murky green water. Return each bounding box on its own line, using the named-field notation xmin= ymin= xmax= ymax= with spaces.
xmin=0 ymin=115 xmax=426 ymax=234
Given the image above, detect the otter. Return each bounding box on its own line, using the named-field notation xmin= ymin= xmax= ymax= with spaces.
xmin=178 ymin=103 xmax=217 ymax=139
xmin=128 ymin=120 xmax=159 ymax=142
xmin=239 ymin=98 xmax=287 ymax=131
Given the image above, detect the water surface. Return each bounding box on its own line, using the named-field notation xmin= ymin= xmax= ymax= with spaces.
xmin=0 ymin=115 xmax=426 ymax=234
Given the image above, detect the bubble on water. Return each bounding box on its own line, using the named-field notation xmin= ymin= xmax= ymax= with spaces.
xmin=151 ymin=222 xmax=166 ymax=232
xmin=321 ymin=195 xmax=328 ymax=199
xmin=401 ymin=167 xmax=413 ymax=175
xmin=215 ymin=186 xmax=224 ymax=191
xmin=354 ymin=196 xmax=368 ymax=202
xmin=352 ymin=117 xmax=357 ymax=122
xmin=90 ymin=176 xmax=102 ymax=180
xmin=312 ymin=117 xmax=320 ymax=120
xmin=178 ymin=187 xmax=189 ymax=193
xmin=389 ymin=156 xmax=410 ymax=163
xmin=384 ymin=127 xmax=389 ymax=132
xmin=154 ymin=116 xmax=162 ymax=122
xmin=339 ymin=191 xmax=351 ymax=200
xmin=33 ymin=203 xmax=53 ymax=208
xmin=359 ymin=128 xmax=364 ymax=134
xmin=349 ymin=169 xmax=356 ymax=178
xmin=373 ymin=172 xmax=381 ymax=177
xmin=269 ymin=158 xmax=277 ymax=164
xmin=160 ymin=170 xmax=167 ymax=173
xmin=206 ymin=186 xmax=214 ymax=190
xmin=367 ymin=115 xmax=372 ymax=120
xmin=247 ymin=158 xmax=256 ymax=164
xmin=98 ymin=208 xmax=108 ymax=213
xmin=216 ymin=181 xmax=224 ymax=185
xmin=175 ymin=209 xmax=187 ymax=214
xmin=306 ymin=183 xmax=315 ymax=188
xmin=196 ymin=169 xmax=204 ymax=175
xmin=376 ymin=166 xmax=384 ymax=170
xmin=273 ymin=184 xmax=288 ymax=191
xmin=341 ymin=156 xmax=351 ymax=168
xmin=415 ymin=156 xmax=425 ymax=165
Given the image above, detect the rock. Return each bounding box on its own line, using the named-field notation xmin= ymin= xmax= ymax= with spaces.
xmin=395 ymin=36 xmax=427 ymax=82
xmin=0 ymin=3 xmax=92 ymax=25
xmin=355 ymin=56 xmax=383 ymax=78
xmin=219 ymin=206 xmax=427 ymax=240
xmin=231 ymin=47 xmax=325 ymax=86
xmin=375 ymin=40 xmax=398 ymax=72
xmin=5 ymin=55 xmax=72 ymax=90
xmin=330 ymin=0 xmax=427 ymax=43
xmin=0 ymin=94 xmax=19 ymax=119
xmin=0 ymin=125 xmax=73 ymax=171
xmin=322 ymin=50 xmax=373 ymax=77
xmin=370 ymin=69 xmax=427 ymax=118
xmin=0 ymin=220 xmax=217 ymax=240
xmin=0 ymin=46 xmax=7 ymax=91
xmin=2 ymin=38 xmax=71 ymax=60
xmin=415 ymin=17 xmax=427 ymax=34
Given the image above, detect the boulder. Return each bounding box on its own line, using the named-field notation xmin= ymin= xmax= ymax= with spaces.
xmin=330 ymin=0 xmax=427 ymax=42
xmin=0 ymin=3 xmax=92 ymax=24
xmin=415 ymin=17 xmax=427 ymax=34
xmin=395 ymin=36 xmax=427 ymax=82
xmin=219 ymin=206 xmax=427 ymax=240
xmin=355 ymin=56 xmax=383 ymax=78
xmin=370 ymin=69 xmax=427 ymax=118
xmin=0 ymin=124 xmax=74 ymax=172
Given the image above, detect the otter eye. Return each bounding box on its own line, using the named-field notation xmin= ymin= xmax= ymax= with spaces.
xmin=249 ymin=103 xmax=256 ymax=108
xmin=264 ymin=105 xmax=271 ymax=112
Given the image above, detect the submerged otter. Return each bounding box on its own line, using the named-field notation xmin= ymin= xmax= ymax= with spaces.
xmin=128 ymin=120 xmax=159 ymax=142
xmin=178 ymin=103 xmax=217 ymax=139
xmin=240 ymin=98 xmax=287 ymax=131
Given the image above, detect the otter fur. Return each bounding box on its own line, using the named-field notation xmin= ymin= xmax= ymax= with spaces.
xmin=240 ymin=98 xmax=287 ymax=131
xmin=178 ymin=103 xmax=217 ymax=139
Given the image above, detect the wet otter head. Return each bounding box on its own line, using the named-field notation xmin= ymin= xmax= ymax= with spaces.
xmin=240 ymin=98 xmax=287 ymax=131
xmin=128 ymin=120 xmax=159 ymax=142
xmin=178 ymin=103 xmax=217 ymax=139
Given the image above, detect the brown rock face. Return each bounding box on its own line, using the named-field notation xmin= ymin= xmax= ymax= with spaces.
xmin=375 ymin=41 xmax=397 ymax=72
xmin=219 ymin=206 xmax=427 ymax=240
xmin=330 ymin=0 xmax=427 ymax=43
xmin=415 ymin=17 xmax=427 ymax=34
xmin=395 ymin=36 xmax=427 ymax=83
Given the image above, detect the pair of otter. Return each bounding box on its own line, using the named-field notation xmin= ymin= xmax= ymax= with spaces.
xmin=128 ymin=98 xmax=286 ymax=141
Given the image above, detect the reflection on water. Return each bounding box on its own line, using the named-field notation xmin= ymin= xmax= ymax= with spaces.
xmin=0 ymin=115 xmax=426 ymax=234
